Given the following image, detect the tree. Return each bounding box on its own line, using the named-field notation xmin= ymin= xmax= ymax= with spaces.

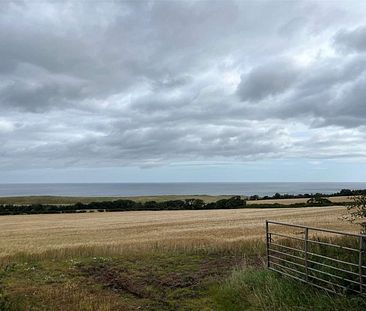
xmin=345 ymin=194 xmax=366 ymax=233
xmin=307 ymin=194 xmax=331 ymax=205
xmin=184 ymin=199 xmax=205 ymax=210
xmin=340 ymin=189 xmax=353 ymax=196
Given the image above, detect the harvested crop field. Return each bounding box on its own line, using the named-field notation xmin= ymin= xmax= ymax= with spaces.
xmin=0 ymin=206 xmax=355 ymax=258
xmin=247 ymin=195 xmax=352 ymax=205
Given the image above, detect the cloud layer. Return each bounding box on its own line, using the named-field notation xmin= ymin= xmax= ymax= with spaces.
xmin=1 ymin=0 xmax=366 ymax=174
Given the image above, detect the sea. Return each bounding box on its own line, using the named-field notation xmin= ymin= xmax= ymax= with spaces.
xmin=0 ymin=182 xmax=366 ymax=197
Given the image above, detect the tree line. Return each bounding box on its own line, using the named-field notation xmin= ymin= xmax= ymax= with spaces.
xmin=0 ymin=196 xmax=246 ymax=215
xmin=0 ymin=195 xmax=346 ymax=216
xmin=248 ymin=189 xmax=366 ymax=201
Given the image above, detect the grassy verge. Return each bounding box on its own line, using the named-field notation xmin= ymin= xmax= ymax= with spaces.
xmin=0 ymin=243 xmax=261 ymax=311
xmin=212 ymin=268 xmax=366 ymax=311
xmin=0 ymin=238 xmax=365 ymax=310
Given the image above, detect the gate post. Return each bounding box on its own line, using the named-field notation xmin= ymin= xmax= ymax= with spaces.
xmin=359 ymin=236 xmax=364 ymax=294
xmin=304 ymin=228 xmax=309 ymax=282
xmin=266 ymin=220 xmax=270 ymax=268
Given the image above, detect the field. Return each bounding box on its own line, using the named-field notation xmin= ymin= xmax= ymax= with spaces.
xmin=248 ymin=195 xmax=352 ymax=205
xmin=0 ymin=206 xmax=355 ymax=258
xmin=1 ymin=205 xmax=365 ymax=310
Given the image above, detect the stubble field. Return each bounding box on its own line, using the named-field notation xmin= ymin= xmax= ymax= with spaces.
xmin=0 ymin=206 xmax=354 ymax=258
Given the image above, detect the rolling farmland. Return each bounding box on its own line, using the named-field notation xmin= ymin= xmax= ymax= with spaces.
xmin=0 ymin=206 xmax=354 ymax=258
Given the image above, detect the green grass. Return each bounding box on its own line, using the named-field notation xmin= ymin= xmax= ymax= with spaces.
xmin=212 ymin=268 xmax=366 ymax=311
xmin=0 ymin=238 xmax=364 ymax=311
xmin=0 ymin=248 xmax=256 ymax=311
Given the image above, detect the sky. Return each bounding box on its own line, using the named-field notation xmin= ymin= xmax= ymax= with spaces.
xmin=1 ymin=0 xmax=366 ymax=183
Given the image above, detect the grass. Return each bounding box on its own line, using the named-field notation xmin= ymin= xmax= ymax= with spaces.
xmin=212 ymin=268 xmax=366 ymax=311
xmin=0 ymin=242 xmax=262 ymax=311
xmin=0 ymin=240 xmax=364 ymax=310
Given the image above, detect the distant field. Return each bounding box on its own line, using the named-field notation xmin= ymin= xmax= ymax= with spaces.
xmin=0 ymin=194 xmax=235 ymax=205
xmin=248 ymin=195 xmax=352 ymax=205
xmin=0 ymin=194 xmax=352 ymax=205
xmin=0 ymin=206 xmax=355 ymax=258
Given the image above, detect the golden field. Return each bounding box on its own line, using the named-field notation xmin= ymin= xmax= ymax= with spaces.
xmin=248 ymin=195 xmax=352 ymax=205
xmin=0 ymin=206 xmax=355 ymax=258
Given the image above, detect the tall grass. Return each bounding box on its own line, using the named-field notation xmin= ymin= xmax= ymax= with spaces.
xmin=0 ymin=238 xmax=266 ymax=266
xmin=212 ymin=268 xmax=366 ymax=311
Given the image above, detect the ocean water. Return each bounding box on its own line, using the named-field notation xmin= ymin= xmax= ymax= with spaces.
xmin=0 ymin=182 xmax=366 ymax=197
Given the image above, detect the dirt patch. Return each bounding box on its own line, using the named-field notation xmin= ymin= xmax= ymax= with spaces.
xmin=77 ymin=253 xmax=254 ymax=300
xmin=79 ymin=264 xmax=152 ymax=298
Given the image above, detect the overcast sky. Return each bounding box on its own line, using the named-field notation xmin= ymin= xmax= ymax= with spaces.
xmin=1 ymin=0 xmax=366 ymax=183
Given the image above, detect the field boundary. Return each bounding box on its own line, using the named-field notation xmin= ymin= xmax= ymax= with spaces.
xmin=266 ymin=220 xmax=366 ymax=295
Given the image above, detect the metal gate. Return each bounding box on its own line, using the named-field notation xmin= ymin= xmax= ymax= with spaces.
xmin=266 ymin=220 xmax=366 ymax=294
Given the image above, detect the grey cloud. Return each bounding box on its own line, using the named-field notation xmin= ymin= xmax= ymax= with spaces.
xmin=1 ymin=1 xmax=366 ymax=171
xmin=237 ymin=60 xmax=300 ymax=101
xmin=278 ymin=17 xmax=308 ymax=37
xmin=0 ymin=80 xmax=84 ymax=112
xmin=296 ymin=56 xmax=366 ymax=95
xmin=334 ymin=26 xmax=366 ymax=53
xmin=0 ymin=0 xmax=320 ymax=112
xmin=151 ymin=75 xmax=192 ymax=90
xmin=337 ymin=76 xmax=366 ymax=118
xmin=0 ymin=117 xmax=290 ymax=170
xmin=250 ymin=54 xmax=366 ymax=128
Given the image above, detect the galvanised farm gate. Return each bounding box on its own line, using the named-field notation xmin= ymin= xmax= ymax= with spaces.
xmin=266 ymin=220 xmax=366 ymax=294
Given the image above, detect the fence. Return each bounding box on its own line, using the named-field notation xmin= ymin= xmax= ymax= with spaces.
xmin=266 ymin=220 xmax=366 ymax=295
